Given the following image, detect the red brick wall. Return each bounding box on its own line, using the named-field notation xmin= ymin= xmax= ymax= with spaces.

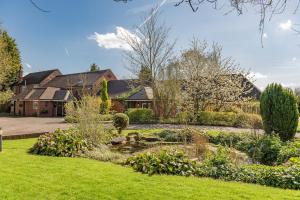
xmin=13 ymin=101 xmax=56 ymax=117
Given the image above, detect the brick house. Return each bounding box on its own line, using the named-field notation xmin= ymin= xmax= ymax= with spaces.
xmin=11 ymin=69 xmax=117 ymax=117
xmin=107 ymin=80 xmax=153 ymax=112
xmin=11 ymin=68 xmax=261 ymax=117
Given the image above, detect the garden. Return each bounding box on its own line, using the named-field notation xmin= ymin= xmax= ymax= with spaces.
xmin=19 ymin=82 xmax=300 ymax=197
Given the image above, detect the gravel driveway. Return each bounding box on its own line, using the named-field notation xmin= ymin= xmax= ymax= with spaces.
xmin=0 ymin=117 xmax=70 ymax=137
xmin=1 ymin=117 xmax=299 ymax=138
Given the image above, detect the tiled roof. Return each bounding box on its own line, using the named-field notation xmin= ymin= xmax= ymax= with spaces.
xmin=107 ymin=79 xmax=139 ymax=98
xmin=45 ymin=70 xmax=111 ymax=89
xmin=13 ymin=87 xmax=71 ymax=101
xmin=21 ymin=69 xmax=60 ymax=85
xmin=127 ymin=87 xmax=153 ymax=101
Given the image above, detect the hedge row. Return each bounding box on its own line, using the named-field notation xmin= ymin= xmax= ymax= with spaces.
xmin=196 ymin=111 xmax=262 ymax=128
xmin=126 ymin=108 xmax=262 ymax=129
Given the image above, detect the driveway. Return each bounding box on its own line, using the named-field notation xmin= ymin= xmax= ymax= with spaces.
xmin=1 ymin=117 xmax=300 ymax=138
xmin=0 ymin=117 xmax=70 ymax=137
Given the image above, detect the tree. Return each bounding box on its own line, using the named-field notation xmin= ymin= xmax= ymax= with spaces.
xmin=0 ymin=30 xmax=21 ymax=112
xmin=0 ymin=30 xmax=22 ymax=90
xmin=260 ymin=83 xmax=299 ymax=141
xmin=178 ymin=39 xmax=252 ymax=116
xmin=123 ymin=11 xmax=178 ymax=117
xmin=112 ymin=113 xmax=129 ymax=134
xmin=114 ymin=0 xmax=299 ymax=45
xmin=100 ymin=79 xmax=110 ymax=114
xmin=90 ymin=63 xmax=100 ymax=72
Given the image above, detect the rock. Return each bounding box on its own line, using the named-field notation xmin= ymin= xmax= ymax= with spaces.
xmin=141 ymin=136 xmax=160 ymax=142
xmin=111 ymin=136 xmax=127 ymax=145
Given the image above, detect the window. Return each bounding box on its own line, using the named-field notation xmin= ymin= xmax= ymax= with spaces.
xmin=33 ymin=102 xmax=39 ymax=110
xmin=142 ymin=102 xmax=149 ymax=109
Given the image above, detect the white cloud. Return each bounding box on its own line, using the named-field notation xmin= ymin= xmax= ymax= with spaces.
xmin=25 ymin=63 xmax=32 ymax=69
xmin=263 ymin=33 xmax=268 ymax=38
xmin=292 ymin=57 xmax=297 ymax=62
xmin=249 ymin=72 xmax=268 ymax=79
xmin=279 ymin=20 xmax=292 ymax=30
xmin=88 ymin=26 xmax=139 ymax=51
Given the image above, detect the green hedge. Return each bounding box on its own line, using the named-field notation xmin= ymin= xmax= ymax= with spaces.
xmin=126 ymin=108 xmax=155 ymax=123
xmin=196 ymin=111 xmax=262 ymax=128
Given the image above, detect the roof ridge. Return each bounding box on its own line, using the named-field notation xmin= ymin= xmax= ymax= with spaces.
xmin=55 ymin=69 xmax=110 ymax=77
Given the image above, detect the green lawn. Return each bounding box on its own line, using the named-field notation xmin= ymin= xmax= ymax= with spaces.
xmin=1 ymin=139 xmax=300 ymax=200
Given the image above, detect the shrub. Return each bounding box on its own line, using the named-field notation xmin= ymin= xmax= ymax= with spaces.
xmin=156 ymin=128 xmax=193 ymax=143
xmin=196 ymin=111 xmax=262 ymax=128
xmin=175 ymin=111 xmax=193 ymax=123
xmin=65 ymin=96 xmax=113 ymax=145
xmin=29 ymin=129 xmax=90 ymax=157
xmin=156 ymin=129 xmax=178 ymax=142
xmin=277 ymin=140 xmax=300 ymax=164
xmin=126 ymin=108 xmax=154 ymax=123
xmin=197 ymin=111 xmax=237 ymax=126
xmin=126 ymin=150 xmax=197 ymax=176
xmin=206 ymin=131 xmax=247 ymax=148
xmin=286 ymin=157 xmax=300 ymax=166
xmin=249 ymin=135 xmax=282 ymax=165
xmin=260 ymin=83 xmax=299 ymax=141
xmin=197 ymin=147 xmax=237 ymax=180
xmin=237 ymin=165 xmax=300 ymax=190
xmin=100 ymin=79 xmax=111 ymax=114
xmin=234 ymin=113 xmax=262 ymax=129
xmin=82 ymin=145 xmax=125 ymax=163
xmin=113 ymin=113 xmax=129 ymax=134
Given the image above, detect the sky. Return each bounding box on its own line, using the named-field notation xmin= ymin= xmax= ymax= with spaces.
xmin=0 ymin=0 xmax=300 ymax=89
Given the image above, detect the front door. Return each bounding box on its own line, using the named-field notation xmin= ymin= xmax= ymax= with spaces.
xmin=57 ymin=102 xmax=63 ymax=116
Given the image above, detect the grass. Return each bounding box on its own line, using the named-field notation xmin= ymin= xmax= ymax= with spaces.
xmin=1 ymin=139 xmax=300 ymax=200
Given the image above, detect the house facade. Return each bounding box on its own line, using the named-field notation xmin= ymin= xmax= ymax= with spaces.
xmin=11 ymin=69 xmax=117 ymax=117
xmin=11 ymin=68 xmax=261 ymax=117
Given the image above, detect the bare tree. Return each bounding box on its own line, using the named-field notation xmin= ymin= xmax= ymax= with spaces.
xmin=115 ymin=0 xmax=300 ymax=46
xmin=123 ymin=11 xmax=178 ymax=117
xmin=178 ymin=39 xmax=253 ymax=116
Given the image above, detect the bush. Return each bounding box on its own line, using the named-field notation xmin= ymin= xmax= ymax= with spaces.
xmin=250 ymin=135 xmax=282 ymax=165
xmin=29 ymin=129 xmax=90 ymax=157
xmin=197 ymin=147 xmax=237 ymax=180
xmin=260 ymin=83 xmax=299 ymax=141
xmin=126 ymin=150 xmax=197 ymax=176
xmin=65 ymin=96 xmax=113 ymax=144
xmin=113 ymin=113 xmax=129 ymax=134
xmin=234 ymin=113 xmax=262 ymax=129
xmin=237 ymin=165 xmax=300 ymax=190
xmin=277 ymin=140 xmax=300 ymax=164
xmin=126 ymin=108 xmax=155 ymax=123
xmin=175 ymin=111 xmax=193 ymax=123
xmin=197 ymin=111 xmax=237 ymax=126
xmin=82 ymin=145 xmax=125 ymax=163
xmin=156 ymin=128 xmax=194 ymax=143
xmin=196 ymin=111 xmax=262 ymax=128
xmin=206 ymin=131 xmax=247 ymax=148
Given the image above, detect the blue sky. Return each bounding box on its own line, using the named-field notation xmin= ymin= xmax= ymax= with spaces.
xmin=0 ymin=0 xmax=300 ymax=89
